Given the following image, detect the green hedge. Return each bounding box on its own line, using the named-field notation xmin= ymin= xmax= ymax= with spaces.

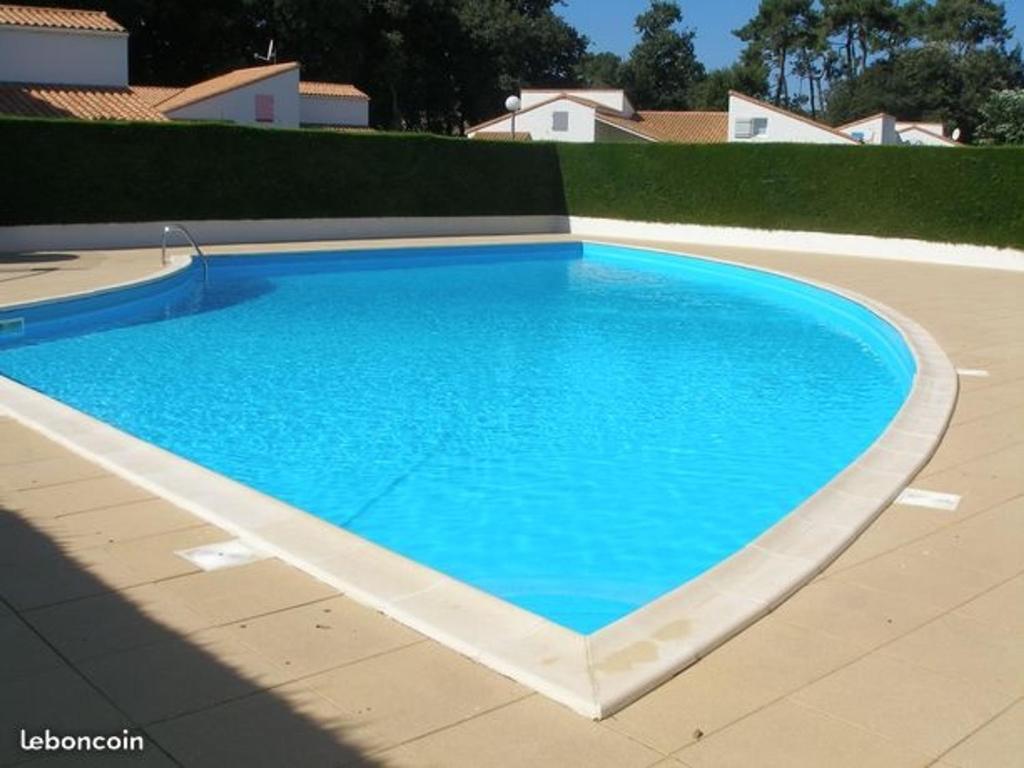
xmin=0 ymin=118 xmax=566 ymax=224
xmin=2 ymin=117 xmax=1022 ymax=248
xmin=558 ymin=142 xmax=1024 ymax=249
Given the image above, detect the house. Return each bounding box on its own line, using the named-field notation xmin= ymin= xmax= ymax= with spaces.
xmin=136 ymin=62 xmax=301 ymax=128
xmin=895 ymin=123 xmax=959 ymax=146
xmin=298 ymin=81 xmax=370 ymax=129
xmin=0 ymin=4 xmax=165 ymax=121
xmin=836 ymin=113 xmax=957 ymax=146
xmin=467 ymin=88 xmax=727 ymax=144
xmin=0 ymin=3 xmax=370 ymax=130
xmin=727 ymin=91 xmax=859 ymax=145
xmin=133 ymin=69 xmax=372 ymax=130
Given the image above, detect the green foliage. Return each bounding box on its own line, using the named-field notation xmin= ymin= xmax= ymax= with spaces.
xmin=3 ymin=117 xmax=1022 ymax=249
xmin=0 ymin=118 xmax=567 ymax=224
xmin=619 ymin=1 xmax=705 ymax=110
xmin=691 ymin=60 xmax=770 ymax=110
xmin=976 ymin=89 xmax=1024 ymax=144
xmin=577 ymin=52 xmax=625 ymax=89
xmin=557 ymin=141 xmax=1024 ymax=248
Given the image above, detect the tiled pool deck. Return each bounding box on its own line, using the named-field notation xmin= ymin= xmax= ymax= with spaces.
xmin=1 ymin=236 xmax=1021 ymax=767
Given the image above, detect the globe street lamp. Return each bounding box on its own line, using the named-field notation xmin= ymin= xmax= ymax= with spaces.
xmin=505 ymin=95 xmax=522 ymax=141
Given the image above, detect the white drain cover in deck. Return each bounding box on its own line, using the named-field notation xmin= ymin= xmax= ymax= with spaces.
xmin=175 ymin=539 xmax=270 ymax=571
xmin=895 ymin=488 xmax=962 ymax=511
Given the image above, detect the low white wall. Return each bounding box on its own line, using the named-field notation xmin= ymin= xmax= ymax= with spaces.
xmin=3 ymin=214 xmax=1020 ymax=272
xmin=0 ymin=216 xmax=571 ymax=253
xmin=299 ymin=95 xmax=369 ymax=127
xmin=569 ymin=217 xmax=1024 ymax=272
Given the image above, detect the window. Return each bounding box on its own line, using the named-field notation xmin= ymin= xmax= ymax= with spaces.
xmin=552 ymin=111 xmax=569 ymax=132
xmin=735 ymin=117 xmax=768 ymax=138
xmin=255 ymin=94 xmax=275 ymax=123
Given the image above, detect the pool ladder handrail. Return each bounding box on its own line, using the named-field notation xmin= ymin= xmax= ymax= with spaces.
xmin=161 ymin=224 xmax=208 ymax=282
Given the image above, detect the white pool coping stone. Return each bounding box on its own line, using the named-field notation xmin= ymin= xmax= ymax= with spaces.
xmin=0 ymin=238 xmax=957 ymax=719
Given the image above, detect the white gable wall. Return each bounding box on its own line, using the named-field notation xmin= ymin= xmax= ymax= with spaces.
xmin=521 ymin=89 xmax=632 ymax=117
xmin=165 ymin=69 xmax=300 ymax=128
xmin=728 ymin=94 xmax=853 ymax=145
xmin=0 ymin=26 xmax=127 ymax=86
xmin=841 ymin=115 xmax=900 ymax=145
xmin=300 ymin=95 xmax=369 ymax=127
xmin=897 ymin=121 xmax=945 ymax=137
xmin=897 ymin=127 xmax=955 ymax=147
xmin=472 ymin=98 xmax=597 ymax=142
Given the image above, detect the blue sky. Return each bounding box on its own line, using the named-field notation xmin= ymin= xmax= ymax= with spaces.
xmin=557 ymin=0 xmax=1024 ymax=70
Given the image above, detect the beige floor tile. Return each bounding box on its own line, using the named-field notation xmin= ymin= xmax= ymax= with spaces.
xmin=765 ymin=574 xmax=941 ymax=648
xmin=0 ymin=418 xmax=68 ymax=465
xmin=0 ymin=665 xmax=131 ymax=765
xmin=905 ymin=495 xmax=1023 ymax=581
xmin=303 ymin=640 xmax=527 ymax=754
xmin=2 ymin=475 xmax=153 ymax=520
xmin=824 ymin=504 xmax=956 ymax=573
xmin=79 ymin=626 xmax=295 ymax=724
xmin=0 ymin=613 xmax=65 ymax=682
xmin=917 ymin=410 xmax=1023 ymax=477
xmin=84 ymin=524 xmax=228 ymax=584
xmin=941 ymin=700 xmax=1024 ymax=768
xmin=0 ymin=453 xmax=108 ymax=492
xmin=828 ymin=546 xmax=1003 ymax=615
xmin=673 ymin=699 xmax=928 ymax=768
xmin=952 ymin=574 xmax=1024 ymax=638
xmin=879 ymin=612 xmax=1024 ymax=699
xmin=607 ymin=618 xmax=865 ymax=754
xmin=154 ymin=558 xmax=337 ymax=626
xmin=225 ymin=594 xmax=423 ymax=678
xmin=0 ymin=546 xmax=141 ymax=610
xmin=950 ymin=380 xmax=1024 ymax=426
xmin=791 ymin=653 xmax=1015 ymax=757
xmin=380 ymin=695 xmax=662 ymax=768
xmin=148 ymin=681 xmax=377 ymax=768
xmin=911 ymin=446 xmax=1024 ymax=517
xmin=24 ymin=583 xmax=212 ymax=662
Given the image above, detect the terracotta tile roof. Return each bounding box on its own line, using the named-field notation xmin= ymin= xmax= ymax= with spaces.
xmin=130 ymin=85 xmax=183 ymax=107
xmin=0 ymin=3 xmax=124 ymax=32
xmin=299 ymin=81 xmax=368 ymax=100
xmin=598 ymin=111 xmax=728 ymax=143
xmin=469 ymin=131 xmax=533 ymax=141
xmin=158 ymin=61 xmax=299 ymax=113
xmin=0 ymin=82 xmax=167 ymax=121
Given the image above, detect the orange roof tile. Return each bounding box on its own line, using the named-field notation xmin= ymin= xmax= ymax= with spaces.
xmin=299 ymin=81 xmax=368 ymax=100
xmin=0 ymin=3 xmax=124 ymax=32
xmin=130 ymin=85 xmax=183 ymax=107
xmin=0 ymin=82 xmax=167 ymax=121
xmin=598 ymin=111 xmax=728 ymax=143
xmin=158 ymin=61 xmax=299 ymax=113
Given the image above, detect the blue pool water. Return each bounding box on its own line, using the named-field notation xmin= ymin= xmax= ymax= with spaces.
xmin=0 ymin=243 xmax=914 ymax=633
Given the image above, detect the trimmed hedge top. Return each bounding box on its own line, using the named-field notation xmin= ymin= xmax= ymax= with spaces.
xmin=2 ymin=117 xmax=1022 ymax=248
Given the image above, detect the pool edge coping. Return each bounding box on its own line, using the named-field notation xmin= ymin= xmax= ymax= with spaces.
xmin=0 ymin=237 xmax=957 ymax=720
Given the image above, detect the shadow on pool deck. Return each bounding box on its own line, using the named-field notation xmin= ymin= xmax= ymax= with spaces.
xmin=0 ymin=502 xmax=380 ymax=767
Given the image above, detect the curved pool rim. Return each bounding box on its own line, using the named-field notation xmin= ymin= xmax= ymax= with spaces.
xmin=0 ymin=237 xmax=958 ymax=719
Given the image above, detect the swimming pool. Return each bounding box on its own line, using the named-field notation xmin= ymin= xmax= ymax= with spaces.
xmin=0 ymin=239 xmax=953 ymax=715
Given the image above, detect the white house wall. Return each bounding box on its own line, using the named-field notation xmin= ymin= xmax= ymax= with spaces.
xmin=474 ymin=98 xmax=597 ymax=142
xmin=841 ymin=115 xmax=900 ymax=145
xmin=299 ymin=95 xmax=369 ymax=127
xmin=166 ymin=69 xmax=300 ymax=128
xmin=521 ymin=89 xmax=632 ymax=116
xmin=0 ymin=26 xmax=127 ymax=86
xmin=897 ymin=127 xmax=955 ymax=147
xmin=728 ymin=94 xmax=852 ymax=145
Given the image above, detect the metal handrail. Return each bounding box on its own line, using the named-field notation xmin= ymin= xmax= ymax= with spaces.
xmin=161 ymin=224 xmax=208 ymax=281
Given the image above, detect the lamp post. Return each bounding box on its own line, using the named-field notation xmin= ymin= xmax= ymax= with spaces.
xmin=505 ymin=95 xmax=522 ymax=140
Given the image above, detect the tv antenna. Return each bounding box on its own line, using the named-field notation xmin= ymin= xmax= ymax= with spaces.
xmin=254 ymin=40 xmax=276 ymax=64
